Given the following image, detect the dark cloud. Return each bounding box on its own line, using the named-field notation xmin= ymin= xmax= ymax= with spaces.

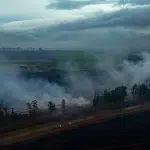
xmin=46 ymin=0 xmax=92 ymax=10
xmin=49 ymin=5 xmax=150 ymax=31
xmin=119 ymin=0 xmax=150 ymax=5
xmin=46 ymin=0 xmax=107 ymax=10
xmin=3 ymin=26 xmax=150 ymax=54
xmin=46 ymin=0 xmax=150 ymax=11
xmin=0 ymin=31 xmax=36 ymax=47
xmin=45 ymin=0 xmax=150 ymax=32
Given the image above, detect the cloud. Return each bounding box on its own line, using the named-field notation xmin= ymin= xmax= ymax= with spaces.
xmin=0 ymin=1 xmax=122 ymax=32
xmin=119 ymin=0 xmax=150 ymax=5
xmin=0 ymin=0 xmax=49 ymax=18
xmin=0 ymin=0 xmax=150 ymax=52
xmin=46 ymin=0 xmax=93 ymax=10
xmin=46 ymin=0 xmax=118 ymax=10
xmin=51 ymin=4 xmax=150 ymax=31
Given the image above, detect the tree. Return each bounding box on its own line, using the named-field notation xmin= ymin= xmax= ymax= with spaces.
xmin=31 ymin=100 xmax=38 ymax=115
xmin=0 ymin=100 xmax=4 ymax=108
xmin=146 ymin=85 xmax=150 ymax=100
xmin=103 ymin=90 xmax=112 ymax=104
xmin=26 ymin=102 xmax=32 ymax=115
xmin=48 ymin=101 xmax=56 ymax=114
xmin=0 ymin=100 xmax=4 ymax=118
xmin=138 ymin=84 xmax=148 ymax=96
xmin=11 ymin=108 xmax=15 ymax=117
xmin=93 ymin=92 xmax=99 ymax=110
xmin=61 ymin=99 xmax=66 ymax=114
xmin=3 ymin=108 xmax=8 ymax=116
xmin=137 ymin=84 xmax=148 ymax=104
xmin=26 ymin=100 xmax=38 ymax=117
xmin=114 ymin=86 xmax=127 ymax=108
xmin=110 ymin=89 xmax=117 ymax=103
xmin=131 ymin=84 xmax=138 ymax=100
xmin=103 ymin=86 xmax=127 ymax=109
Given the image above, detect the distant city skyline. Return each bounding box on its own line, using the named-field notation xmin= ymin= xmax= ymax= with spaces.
xmin=0 ymin=47 xmax=44 ymax=51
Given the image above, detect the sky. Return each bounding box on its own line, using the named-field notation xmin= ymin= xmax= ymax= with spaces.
xmin=0 ymin=0 xmax=150 ymax=51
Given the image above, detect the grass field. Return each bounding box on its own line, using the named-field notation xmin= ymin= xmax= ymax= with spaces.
xmin=0 ymin=50 xmax=124 ymax=71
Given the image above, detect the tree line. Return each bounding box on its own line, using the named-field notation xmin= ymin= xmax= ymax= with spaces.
xmin=25 ymin=99 xmax=66 ymax=116
xmin=1 ymin=83 xmax=150 ymax=118
xmin=93 ymin=83 xmax=150 ymax=110
xmin=0 ymin=99 xmax=66 ymax=118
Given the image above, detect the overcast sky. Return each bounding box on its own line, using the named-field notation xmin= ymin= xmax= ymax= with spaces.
xmin=0 ymin=0 xmax=150 ymax=52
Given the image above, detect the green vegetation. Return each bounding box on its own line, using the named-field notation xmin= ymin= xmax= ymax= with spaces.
xmin=0 ymin=51 xmax=120 ymax=71
xmin=92 ymin=83 xmax=150 ymax=111
xmin=61 ymin=99 xmax=66 ymax=114
xmin=26 ymin=100 xmax=38 ymax=116
xmin=48 ymin=101 xmax=56 ymax=114
xmin=0 ymin=83 xmax=150 ymax=135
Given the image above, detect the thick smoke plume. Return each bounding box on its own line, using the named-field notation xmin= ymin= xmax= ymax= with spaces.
xmin=64 ymin=52 xmax=150 ymax=98
xmin=0 ymin=51 xmax=150 ymax=111
xmin=0 ymin=60 xmax=87 ymax=111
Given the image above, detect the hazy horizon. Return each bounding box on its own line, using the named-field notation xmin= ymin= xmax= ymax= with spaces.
xmin=0 ymin=0 xmax=149 ymax=53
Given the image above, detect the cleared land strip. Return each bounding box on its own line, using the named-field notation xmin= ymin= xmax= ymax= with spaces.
xmin=1 ymin=105 xmax=150 ymax=146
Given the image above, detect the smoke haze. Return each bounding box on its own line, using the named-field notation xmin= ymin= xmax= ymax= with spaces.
xmin=0 ymin=51 xmax=150 ymax=111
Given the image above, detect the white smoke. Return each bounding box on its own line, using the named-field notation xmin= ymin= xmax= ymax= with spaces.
xmin=1 ymin=51 xmax=150 ymax=111
xmin=0 ymin=61 xmax=88 ymax=111
xmin=104 ymin=52 xmax=150 ymax=88
xmin=64 ymin=52 xmax=150 ymax=97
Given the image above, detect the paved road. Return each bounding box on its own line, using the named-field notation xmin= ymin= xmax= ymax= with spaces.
xmin=0 ymin=105 xmax=150 ymax=146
